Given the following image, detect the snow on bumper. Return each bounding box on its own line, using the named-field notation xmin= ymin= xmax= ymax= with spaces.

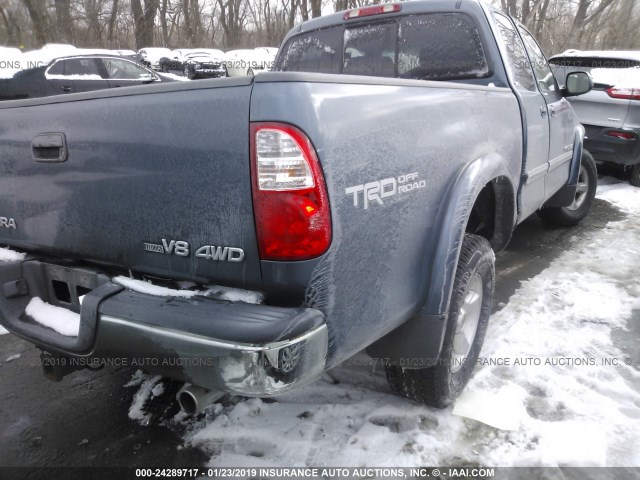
xmin=0 ymin=258 xmax=328 ymax=396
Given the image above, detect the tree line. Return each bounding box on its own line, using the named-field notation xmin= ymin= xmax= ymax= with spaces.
xmin=1 ymin=0 xmax=638 ymax=55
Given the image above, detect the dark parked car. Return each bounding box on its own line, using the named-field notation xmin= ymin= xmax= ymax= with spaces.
xmin=158 ymin=50 xmax=227 ymax=79
xmin=181 ymin=50 xmax=228 ymax=79
xmin=550 ymin=50 xmax=640 ymax=185
xmin=0 ymin=54 xmax=177 ymax=101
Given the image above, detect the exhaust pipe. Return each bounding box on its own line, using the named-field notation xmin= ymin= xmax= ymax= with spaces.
xmin=177 ymin=384 xmax=223 ymax=415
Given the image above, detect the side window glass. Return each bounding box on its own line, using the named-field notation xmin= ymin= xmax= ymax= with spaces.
xmin=47 ymin=60 xmax=64 ymax=75
xmin=63 ymin=58 xmax=102 ymax=77
xmin=343 ymin=22 xmax=397 ymax=78
xmin=103 ymin=58 xmax=152 ymax=79
xmin=398 ymin=13 xmax=489 ymax=81
xmin=518 ymin=27 xmax=558 ymax=96
xmin=492 ymin=12 xmax=536 ymax=92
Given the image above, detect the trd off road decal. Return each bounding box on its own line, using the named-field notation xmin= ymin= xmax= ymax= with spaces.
xmin=345 ymin=172 xmax=426 ymax=209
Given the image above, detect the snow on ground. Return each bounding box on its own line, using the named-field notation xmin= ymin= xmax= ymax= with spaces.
xmin=130 ymin=179 xmax=639 ymax=467
xmin=0 ymin=326 xmax=8 ymax=336
xmin=128 ymin=371 xmax=165 ymax=423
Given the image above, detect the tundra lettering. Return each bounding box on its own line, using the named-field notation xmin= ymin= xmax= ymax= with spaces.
xmin=0 ymin=217 xmax=16 ymax=229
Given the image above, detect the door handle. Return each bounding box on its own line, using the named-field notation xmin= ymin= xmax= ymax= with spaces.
xmin=32 ymin=133 xmax=68 ymax=163
xmin=61 ymin=86 xmax=72 ymax=92
xmin=540 ymin=106 xmax=548 ymax=118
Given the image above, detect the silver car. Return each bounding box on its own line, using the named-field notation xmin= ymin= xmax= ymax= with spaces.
xmin=550 ymin=50 xmax=640 ymax=185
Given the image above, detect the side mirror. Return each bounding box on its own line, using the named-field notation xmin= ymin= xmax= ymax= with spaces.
xmin=139 ymin=73 xmax=157 ymax=83
xmin=564 ymin=71 xmax=592 ymax=96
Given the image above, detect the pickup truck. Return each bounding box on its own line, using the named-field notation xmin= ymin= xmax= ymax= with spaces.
xmin=0 ymin=0 xmax=596 ymax=413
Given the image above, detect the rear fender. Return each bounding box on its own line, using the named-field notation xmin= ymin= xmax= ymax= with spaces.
xmin=367 ymin=154 xmax=515 ymax=365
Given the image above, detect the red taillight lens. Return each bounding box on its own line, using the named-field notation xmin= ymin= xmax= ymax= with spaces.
xmin=343 ymin=3 xmax=401 ymax=20
xmin=606 ymin=87 xmax=640 ymax=100
xmin=250 ymin=123 xmax=331 ymax=261
xmin=607 ymin=131 xmax=636 ymax=140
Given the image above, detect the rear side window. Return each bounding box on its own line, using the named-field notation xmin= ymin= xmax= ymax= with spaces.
xmin=344 ymin=23 xmax=398 ymax=77
xmin=47 ymin=58 xmax=102 ymax=77
xmin=398 ymin=14 xmax=489 ymax=80
xmin=276 ymin=12 xmax=490 ymax=82
xmin=276 ymin=28 xmax=342 ymax=74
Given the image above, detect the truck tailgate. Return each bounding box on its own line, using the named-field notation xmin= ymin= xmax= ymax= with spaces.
xmin=0 ymin=80 xmax=262 ymax=289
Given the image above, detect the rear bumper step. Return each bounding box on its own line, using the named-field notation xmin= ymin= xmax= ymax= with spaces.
xmin=0 ymin=258 xmax=328 ymax=396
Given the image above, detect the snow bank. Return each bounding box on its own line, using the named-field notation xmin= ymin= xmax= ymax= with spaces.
xmin=0 ymin=326 xmax=8 ymax=336
xmin=159 ymin=73 xmax=191 ymax=82
xmin=129 ymin=373 xmax=164 ymax=423
xmin=0 ymin=47 xmax=22 ymax=78
xmin=590 ymin=66 xmax=640 ymax=88
xmin=25 ymin=297 xmax=80 ymax=337
xmin=46 ymin=74 xmax=104 ymax=80
xmin=158 ymin=179 xmax=640 ymax=468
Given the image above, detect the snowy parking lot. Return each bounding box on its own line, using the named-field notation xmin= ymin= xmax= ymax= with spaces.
xmin=1 ymin=177 xmax=639 ymax=471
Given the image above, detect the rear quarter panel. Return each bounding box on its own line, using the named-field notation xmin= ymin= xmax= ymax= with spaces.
xmin=252 ymin=74 xmax=522 ymax=363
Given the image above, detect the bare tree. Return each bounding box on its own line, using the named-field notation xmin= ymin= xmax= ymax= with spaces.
xmin=218 ymin=0 xmax=245 ymax=46
xmin=53 ymin=0 xmax=74 ymax=43
xmin=2 ymin=0 xmax=638 ymax=54
xmin=131 ymin=0 xmax=160 ymax=48
xmin=108 ymin=0 xmax=120 ymax=46
xmin=22 ymin=0 xmax=48 ymax=46
xmin=0 ymin=4 xmax=23 ymax=46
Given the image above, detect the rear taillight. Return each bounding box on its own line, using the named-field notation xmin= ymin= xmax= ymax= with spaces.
xmin=607 ymin=131 xmax=636 ymax=140
xmin=606 ymin=87 xmax=640 ymax=100
xmin=250 ymin=123 xmax=331 ymax=261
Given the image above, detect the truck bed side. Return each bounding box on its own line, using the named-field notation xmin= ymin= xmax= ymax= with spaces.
xmin=251 ymin=73 xmax=522 ymax=362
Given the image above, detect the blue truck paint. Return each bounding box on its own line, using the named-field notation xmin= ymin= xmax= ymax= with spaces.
xmin=0 ymin=0 xmax=592 ymax=401
xmin=250 ymin=76 xmax=522 ymax=363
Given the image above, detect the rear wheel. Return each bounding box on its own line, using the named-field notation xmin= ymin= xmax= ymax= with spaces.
xmin=537 ymin=150 xmax=597 ymax=227
xmin=385 ymin=234 xmax=494 ymax=408
xmin=630 ymin=164 xmax=640 ymax=187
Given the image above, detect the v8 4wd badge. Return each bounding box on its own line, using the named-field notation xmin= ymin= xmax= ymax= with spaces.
xmin=143 ymin=239 xmax=245 ymax=263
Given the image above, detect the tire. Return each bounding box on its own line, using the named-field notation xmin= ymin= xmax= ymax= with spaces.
xmin=183 ymin=65 xmax=192 ymax=79
xmin=630 ymin=164 xmax=640 ymax=187
xmin=537 ymin=150 xmax=597 ymax=227
xmin=385 ymin=234 xmax=494 ymax=408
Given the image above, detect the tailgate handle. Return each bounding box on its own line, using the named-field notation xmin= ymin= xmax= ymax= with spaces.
xmin=32 ymin=133 xmax=68 ymax=163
